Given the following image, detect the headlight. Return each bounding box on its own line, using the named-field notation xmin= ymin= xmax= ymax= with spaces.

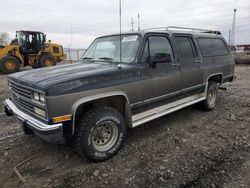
xmin=40 ymin=94 xmax=45 ymax=103
xmin=33 ymin=92 xmax=45 ymax=103
xmin=34 ymin=107 xmax=46 ymax=117
xmin=34 ymin=92 xmax=40 ymax=101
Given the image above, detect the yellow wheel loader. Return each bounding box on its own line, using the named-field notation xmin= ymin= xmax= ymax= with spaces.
xmin=0 ymin=30 xmax=67 ymax=74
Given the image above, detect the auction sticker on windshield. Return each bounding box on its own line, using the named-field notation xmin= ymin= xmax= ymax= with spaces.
xmin=122 ymin=36 xmax=138 ymax=42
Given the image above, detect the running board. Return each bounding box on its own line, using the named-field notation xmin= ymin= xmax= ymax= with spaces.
xmin=132 ymin=94 xmax=206 ymax=128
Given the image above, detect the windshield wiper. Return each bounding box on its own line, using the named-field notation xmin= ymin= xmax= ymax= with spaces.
xmin=82 ymin=57 xmax=93 ymax=60
xmin=98 ymin=57 xmax=114 ymax=61
xmin=98 ymin=57 xmax=122 ymax=68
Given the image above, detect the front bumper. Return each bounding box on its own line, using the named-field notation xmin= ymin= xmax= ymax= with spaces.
xmin=4 ymin=98 xmax=64 ymax=143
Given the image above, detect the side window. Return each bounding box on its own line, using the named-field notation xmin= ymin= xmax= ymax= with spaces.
xmin=174 ymin=36 xmax=195 ymax=59
xmin=141 ymin=36 xmax=174 ymax=62
xmin=197 ymin=38 xmax=229 ymax=56
xmin=40 ymin=34 xmax=44 ymax=43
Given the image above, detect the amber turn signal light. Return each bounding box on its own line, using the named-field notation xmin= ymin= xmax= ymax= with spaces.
xmin=52 ymin=114 xmax=72 ymax=123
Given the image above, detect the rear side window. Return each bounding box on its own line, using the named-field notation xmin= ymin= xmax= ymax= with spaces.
xmin=198 ymin=38 xmax=229 ymax=56
xmin=174 ymin=36 xmax=195 ymax=59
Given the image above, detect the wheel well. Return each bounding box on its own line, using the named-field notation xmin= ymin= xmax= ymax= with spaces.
xmin=6 ymin=54 xmax=22 ymax=64
xmin=74 ymin=95 xmax=132 ymax=129
xmin=40 ymin=52 xmax=53 ymax=58
xmin=208 ymin=74 xmax=223 ymax=84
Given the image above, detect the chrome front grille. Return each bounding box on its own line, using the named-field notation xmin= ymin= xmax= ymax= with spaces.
xmin=9 ymin=81 xmax=34 ymax=113
xmin=10 ymin=81 xmax=32 ymax=99
xmin=9 ymin=80 xmax=47 ymax=119
xmin=12 ymin=93 xmax=34 ymax=112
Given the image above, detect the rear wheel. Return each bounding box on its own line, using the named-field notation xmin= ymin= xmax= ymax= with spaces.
xmin=73 ymin=107 xmax=127 ymax=162
xmin=199 ymin=81 xmax=218 ymax=111
xmin=0 ymin=55 xmax=20 ymax=74
xmin=39 ymin=54 xmax=56 ymax=67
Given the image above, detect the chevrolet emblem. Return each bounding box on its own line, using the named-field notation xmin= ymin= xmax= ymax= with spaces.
xmin=16 ymin=93 xmax=20 ymax=99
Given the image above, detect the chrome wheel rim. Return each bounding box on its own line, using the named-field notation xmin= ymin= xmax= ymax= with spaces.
xmin=207 ymin=88 xmax=217 ymax=106
xmin=92 ymin=120 xmax=118 ymax=152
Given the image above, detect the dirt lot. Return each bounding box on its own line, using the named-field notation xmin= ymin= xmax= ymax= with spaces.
xmin=0 ymin=65 xmax=249 ymax=188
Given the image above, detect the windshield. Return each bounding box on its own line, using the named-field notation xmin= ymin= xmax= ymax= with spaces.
xmin=17 ymin=31 xmax=27 ymax=46
xmin=81 ymin=35 xmax=141 ymax=63
xmin=17 ymin=31 xmax=44 ymax=46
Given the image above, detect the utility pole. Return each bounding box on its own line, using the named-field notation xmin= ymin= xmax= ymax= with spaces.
xmin=70 ymin=25 xmax=73 ymax=63
xmin=130 ymin=18 xmax=135 ymax=32
xmin=231 ymin=9 xmax=237 ymax=46
xmin=138 ymin=13 xmax=140 ymax=31
xmin=228 ymin=29 xmax=231 ymax=45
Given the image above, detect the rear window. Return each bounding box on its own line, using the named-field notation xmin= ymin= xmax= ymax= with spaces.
xmin=198 ymin=38 xmax=229 ymax=56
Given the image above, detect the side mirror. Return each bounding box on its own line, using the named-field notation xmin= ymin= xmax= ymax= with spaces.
xmin=152 ymin=53 xmax=172 ymax=64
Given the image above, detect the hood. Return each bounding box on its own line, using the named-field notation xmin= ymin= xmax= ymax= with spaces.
xmin=9 ymin=62 xmax=119 ymax=88
xmin=8 ymin=62 xmax=140 ymax=96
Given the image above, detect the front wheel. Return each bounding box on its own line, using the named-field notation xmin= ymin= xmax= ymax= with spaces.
xmin=73 ymin=107 xmax=127 ymax=162
xmin=0 ymin=55 xmax=20 ymax=74
xmin=39 ymin=54 xmax=56 ymax=67
xmin=199 ymin=81 xmax=218 ymax=111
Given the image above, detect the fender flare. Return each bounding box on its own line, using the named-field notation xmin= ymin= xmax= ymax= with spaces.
xmin=207 ymin=72 xmax=224 ymax=85
xmin=71 ymin=91 xmax=131 ymax=134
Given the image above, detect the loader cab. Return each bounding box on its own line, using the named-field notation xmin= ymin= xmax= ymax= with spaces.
xmin=17 ymin=31 xmax=45 ymax=54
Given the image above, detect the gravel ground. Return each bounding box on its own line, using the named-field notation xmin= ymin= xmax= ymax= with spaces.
xmin=0 ymin=65 xmax=249 ymax=188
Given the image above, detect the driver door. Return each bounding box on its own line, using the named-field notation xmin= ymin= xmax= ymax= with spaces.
xmin=140 ymin=34 xmax=181 ymax=108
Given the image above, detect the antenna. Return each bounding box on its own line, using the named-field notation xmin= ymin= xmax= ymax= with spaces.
xmin=130 ymin=18 xmax=135 ymax=32
xmin=119 ymin=0 xmax=122 ymax=63
xmin=138 ymin=13 xmax=140 ymax=31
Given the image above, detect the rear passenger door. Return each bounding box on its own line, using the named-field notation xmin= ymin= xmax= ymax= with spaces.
xmin=174 ymin=35 xmax=204 ymax=97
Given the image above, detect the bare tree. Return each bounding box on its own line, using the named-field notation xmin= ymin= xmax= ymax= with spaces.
xmin=0 ymin=32 xmax=10 ymax=46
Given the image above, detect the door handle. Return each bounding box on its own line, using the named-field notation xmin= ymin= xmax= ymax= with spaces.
xmin=194 ymin=60 xmax=201 ymax=63
xmin=171 ymin=63 xmax=179 ymax=67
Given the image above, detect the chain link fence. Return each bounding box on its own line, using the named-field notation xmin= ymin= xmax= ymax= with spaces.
xmin=64 ymin=48 xmax=86 ymax=62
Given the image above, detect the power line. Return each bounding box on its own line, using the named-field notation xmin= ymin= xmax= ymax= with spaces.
xmin=71 ymin=3 xmax=250 ymax=32
xmin=126 ymin=1 xmax=250 ymax=19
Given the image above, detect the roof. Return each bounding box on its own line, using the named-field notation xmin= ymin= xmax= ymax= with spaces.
xmin=98 ymin=26 xmax=222 ymax=39
xmin=99 ymin=29 xmax=222 ymax=39
xmin=17 ymin=30 xmax=44 ymax=34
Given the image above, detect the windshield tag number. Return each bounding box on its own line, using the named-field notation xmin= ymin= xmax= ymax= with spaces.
xmin=122 ymin=36 xmax=138 ymax=42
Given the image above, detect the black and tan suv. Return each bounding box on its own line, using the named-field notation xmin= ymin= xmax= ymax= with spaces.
xmin=4 ymin=27 xmax=235 ymax=161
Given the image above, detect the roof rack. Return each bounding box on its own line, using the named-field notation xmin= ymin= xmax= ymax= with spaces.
xmin=142 ymin=26 xmax=221 ymax=35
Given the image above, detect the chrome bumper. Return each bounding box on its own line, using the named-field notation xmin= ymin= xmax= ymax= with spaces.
xmin=4 ymin=98 xmax=64 ymax=143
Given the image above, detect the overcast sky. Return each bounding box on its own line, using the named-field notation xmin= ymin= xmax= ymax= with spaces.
xmin=0 ymin=0 xmax=249 ymax=48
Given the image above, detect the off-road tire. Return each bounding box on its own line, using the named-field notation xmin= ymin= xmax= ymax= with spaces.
xmin=0 ymin=55 xmax=20 ymax=74
xmin=39 ymin=53 xmax=56 ymax=67
xmin=73 ymin=107 xmax=127 ymax=162
xmin=199 ymin=81 xmax=218 ymax=111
